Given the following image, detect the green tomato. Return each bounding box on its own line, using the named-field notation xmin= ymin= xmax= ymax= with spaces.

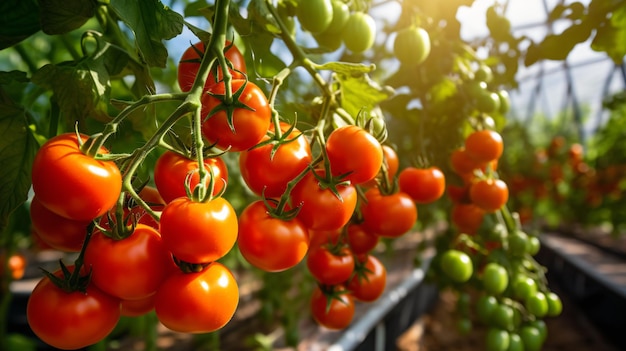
xmin=546 ymin=291 xmax=563 ymax=316
xmin=482 ymin=262 xmax=509 ymax=295
xmin=342 ymin=12 xmax=376 ymax=53
xmin=314 ymin=31 xmax=343 ymax=51
xmin=508 ymin=231 xmax=529 ymax=256
xmin=507 ymin=333 xmax=524 ymax=351
xmin=527 ymin=236 xmax=541 ymax=255
xmin=486 ymin=328 xmax=510 ymax=351
xmin=393 ymin=27 xmax=431 ymax=65
xmin=529 ymin=319 xmax=548 ymax=341
xmin=476 ymin=294 xmax=498 ymax=322
xmin=498 ymin=90 xmax=510 ymax=115
xmin=476 ymin=91 xmax=501 ymax=114
xmin=440 ymin=249 xmax=473 ymax=283
xmin=525 ymin=292 xmax=548 ymax=318
xmin=520 ymin=325 xmax=544 ymax=351
xmin=296 ymin=0 xmax=333 ymax=34
xmin=512 ymin=275 xmax=537 ymax=300
xmin=492 ymin=304 xmax=515 ymax=330
xmin=324 ymin=0 xmax=350 ymax=34
xmin=475 ymin=65 xmax=493 ymax=83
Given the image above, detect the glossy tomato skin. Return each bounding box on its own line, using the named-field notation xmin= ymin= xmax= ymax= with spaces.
xmin=465 ymin=130 xmax=504 ymax=163
xmin=155 ymin=262 xmax=238 ymax=333
xmin=160 ymin=197 xmax=237 ymax=264
xmin=347 ymin=254 xmax=387 ymax=302
xmin=308 ymin=228 xmax=343 ymax=248
xmin=154 ymin=151 xmax=228 ymax=203
xmin=469 ymin=178 xmax=509 ymax=212
xmin=29 ymin=196 xmax=89 ymax=252
xmin=239 ymin=124 xmax=312 ymax=198
xmin=451 ymin=203 xmax=485 ymax=234
xmin=84 ymin=224 xmax=171 ymax=300
xmin=121 ymin=294 xmax=156 ymax=317
xmin=31 ymin=133 xmax=122 ymax=221
xmin=201 ymin=80 xmax=271 ymax=152
xmin=326 ymin=125 xmax=383 ymax=185
xmin=177 ymin=41 xmax=246 ymax=92
xmin=291 ymin=170 xmax=358 ymax=231
xmin=361 ymin=188 xmax=417 ymax=238
xmin=27 ymin=267 xmax=121 ymax=350
xmin=363 ymin=145 xmax=399 ymax=188
xmin=296 ymin=0 xmax=333 ymax=34
xmin=310 ymin=286 xmax=355 ymax=330
xmin=238 ymin=201 xmax=309 ymax=272
xmin=346 ymin=223 xmax=379 ymax=255
xmin=398 ymin=166 xmax=446 ymax=204
xmin=306 ymin=246 xmax=354 ymax=285
xmin=394 ymin=27 xmax=431 ymax=65
xmin=342 ymin=12 xmax=376 ymax=53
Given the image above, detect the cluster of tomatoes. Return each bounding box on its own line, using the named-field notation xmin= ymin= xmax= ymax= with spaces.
xmin=430 ymin=129 xmax=563 ymax=351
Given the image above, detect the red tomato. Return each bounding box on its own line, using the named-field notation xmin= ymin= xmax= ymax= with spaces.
xmin=310 ymin=286 xmax=355 ymax=330
xmin=201 ymin=80 xmax=271 ymax=152
xmin=31 ymin=133 xmax=122 ymax=221
xmin=177 ymin=41 xmax=246 ymax=92
xmin=346 ymin=254 xmax=387 ymax=302
xmin=238 ymin=201 xmax=309 ymax=272
xmin=451 ymin=203 xmax=485 ymax=234
xmin=361 ymin=188 xmax=417 ymax=238
xmin=469 ymin=178 xmax=509 ymax=212
xmin=308 ymin=228 xmax=344 ymax=248
xmin=160 ymin=197 xmax=237 ymax=264
xmin=155 ymin=262 xmax=238 ymax=333
xmin=239 ymin=123 xmax=312 ymax=198
xmin=346 ymin=223 xmax=379 ymax=255
xmin=1 ymin=252 xmax=26 ymax=280
xmin=84 ymin=224 xmax=171 ymax=300
xmin=291 ymin=170 xmax=358 ymax=231
xmin=306 ymin=246 xmax=354 ymax=285
xmin=465 ymin=130 xmax=503 ymax=163
xmin=121 ymin=294 xmax=155 ymax=317
xmin=27 ymin=266 xmax=121 ymax=350
xmin=398 ymin=166 xmax=446 ymax=203
xmin=325 ymin=125 xmax=383 ymax=184
xmin=154 ymin=151 xmax=228 ymax=203
xmin=29 ymin=196 xmax=89 ymax=252
xmin=447 ymin=183 xmax=470 ymax=203
xmin=450 ymin=147 xmax=485 ymax=176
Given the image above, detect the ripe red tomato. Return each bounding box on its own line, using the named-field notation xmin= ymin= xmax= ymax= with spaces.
xmin=469 ymin=178 xmax=509 ymax=212
xmin=155 ymin=262 xmax=238 ymax=333
xmin=31 ymin=133 xmax=122 ymax=221
xmin=154 ymin=151 xmax=228 ymax=203
xmin=346 ymin=254 xmax=387 ymax=302
xmin=29 ymin=196 xmax=89 ymax=252
xmin=177 ymin=41 xmax=246 ymax=92
xmin=451 ymin=203 xmax=485 ymax=234
xmin=398 ymin=166 xmax=446 ymax=204
xmin=291 ymin=170 xmax=358 ymax=231
xmin=307 ymin=246 xmax=354 ymax=285
xmin=237 ymin=200 xmax=309 ymax=272
xmin=160 ymin=197 xmax=237 ymax=263
xmin=363 ymin=145 xmax=399 ymax=188
xmin=361 ymin=188 xmax=417 ymax=238
xmin=450 ymin=147 xmax=486 ymax=177
xmin=201 ymin=79 xmax=271 ymax=152
xmin=239 ymin=123 xmax=312 ymax=198
xmin=308 ymin=228 xmax=344 ymax=248
xmin=346 ymin=223 xmax=379 ymax=255
xmin=121 ymin=294 xmax=155 ymax=317
xmin=27 ymin=266 xmax=121 ymax=350
xmin=465 ymin=130 xmax=504 ymax=163
xmin=84 ymin=224 xmax=172 ymax=300
xmin=325 ymin=125 xmax=383 ymax=185
xmin=310 ymin=286 xmax=355 ymax=330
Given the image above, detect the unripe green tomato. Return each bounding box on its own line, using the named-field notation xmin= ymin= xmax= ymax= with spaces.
xmin=546 ymin=291 xmax=563 ymax=316
xmin=440 ymin=249 xmax=473 ymax=283
xmin=520 ymin=325 xmax=544 ymax=351
xmin=529 ymin=319 xmax=548 ymax=341
xmin=475 ymin=65 xmax=493 ymax=83
xmin=296 ymin=0 xmax=333 ymax=34
xmin=492 ymin=304 xmax=515 ymax=331
xmin=498 ymin=90 xmax=511 ymax=114
xmin=486 ymin=328 xmax=510 ymax=351
xmin=314 ymin=31 xmax=343 ymax=51
xmin=525 ymin=291 xmax=548 ymax=318
xmin=342 ymin=12 xmax=376 ymax=53
xmin=512 ymin=275 xmax=537 ymax=300
xmin=482 ymin=262 xmax=509 ymax=295
xmin=393 ymin=27 xmax=431 ymax=65
xmin=476 ymin=294 xmax=498 ymax=323
xmin=527 ymin=236 xmax=541 ymax=255
xmin=324 ymin=0 xmax=350 ymax=34
xmin=507 ymin=333 xmax=524 ymax=351
xmin=476 ymin=91 xmax=501 ymax=114
xmin=508 ymin=231 xmax=529 ymax=256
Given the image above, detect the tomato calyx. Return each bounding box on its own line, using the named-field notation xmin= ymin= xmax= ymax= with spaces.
xmin=203 ymin=78 xmax=255 ymax=133
xmin=317 ymin=283 xmax=352 ymax=314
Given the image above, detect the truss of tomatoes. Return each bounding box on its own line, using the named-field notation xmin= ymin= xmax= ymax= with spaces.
xmin=25 ymin=40 xmax=448 ymax=349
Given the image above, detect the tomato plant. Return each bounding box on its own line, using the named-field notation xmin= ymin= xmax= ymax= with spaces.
xmin=177 ymin=41 xmax=246 ymax=92
xmin=325 ymin=125 xmax=383 ymax=185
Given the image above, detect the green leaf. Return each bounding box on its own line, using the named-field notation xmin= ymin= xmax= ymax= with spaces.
xmin=336 ymin=72 xmax=394 ymax=119
xmin=525 ymin=23 xmax=592 ymax=65
xmin=314 ymin=61 xmax=376 ymax=75
xmin=32 ymin=55 xmax=111 ymax=123
xmin=109 ymin=0 xmax=183 ymax=68
xmin=0 ymin=96 xmax=37 ymax=232
xmin=0 ymin=0 xmax=40 ymax=49
xmin=591 ymin=20 xmax=626 ymax=64
xmin=38 ymin=0 xmax=97 ymax=35
xmin=0 ymin=71 xmax=29 ymax=85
